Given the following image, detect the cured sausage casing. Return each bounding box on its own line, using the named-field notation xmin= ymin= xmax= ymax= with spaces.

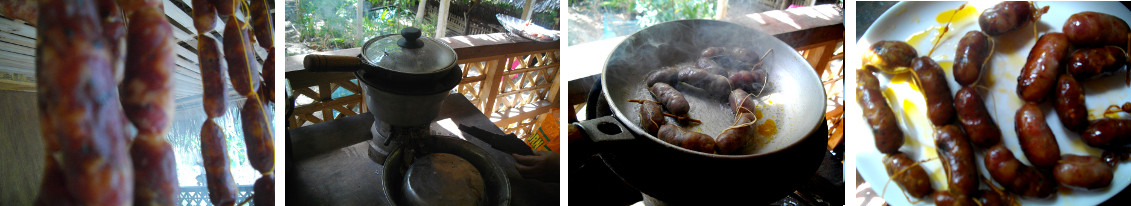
xmin=201 ymin=119 xmax=238 ymax=206
xmin=856 ymin=68 xmax=903 ymax=154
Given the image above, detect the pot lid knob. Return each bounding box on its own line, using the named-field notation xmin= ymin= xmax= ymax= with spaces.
xmin=398 ymin=27 xmax=423 ymax=49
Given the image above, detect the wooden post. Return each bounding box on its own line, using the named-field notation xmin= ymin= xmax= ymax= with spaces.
xmin=715 ymin=0 xmax=729 ymax=19
xmin=477 ymin=58 xmax=504 ymax=114
xmin=356 ymin=0 xmax=364 ymax=42
xmin=415 ymin=0 xmax=428 ymax=26
xmin=435 ymin=0 xmax=450 ymax=37
xmin=521 ymin=0 xmax=535 ymax=21
xmin=546 ymin=65 xmax=560 ymax=105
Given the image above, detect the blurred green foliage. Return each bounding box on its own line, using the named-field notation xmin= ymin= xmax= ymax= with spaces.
xmin=634 ymin=0 xmax=716 ymax=25
xmin=568 ymin=0 xmax=716 ymax=25
xmin=292 ymin=0 xmax=558 ymax=51
xmin=293 ymin=0 xmax=438 ymax=50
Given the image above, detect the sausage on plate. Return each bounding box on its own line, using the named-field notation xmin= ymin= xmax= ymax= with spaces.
xmin=857 ymin=68 xmax=903 ymax=154
xmin=1014 ymin=103 xmax=1061 ymax=168
xmin=1018 ymin=33 xmax=1070 ymax=103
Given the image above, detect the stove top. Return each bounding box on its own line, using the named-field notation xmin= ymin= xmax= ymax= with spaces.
xmin=368 ymin=115 xmax=440 ymax=164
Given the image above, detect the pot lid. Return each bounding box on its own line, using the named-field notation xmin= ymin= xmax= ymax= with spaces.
xmin=360 ymin=27 xmax=457 ymax=74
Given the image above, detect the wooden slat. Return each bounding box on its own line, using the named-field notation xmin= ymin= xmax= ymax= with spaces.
xmin=0 ymin=31 xmax=34 ymax=48
xmin=0 ymin=58 xmax=30 ymax=71
xmin=0 ymin=49 xmax=33 ymax=65
xmin=293 ymin=95 xmax=364 ymax=115
xmin=490 ymin=100 xmax=552 ymax=127
xmin=0 ymin=17 xmax=35 ymax=38
xmin=0 ymin=42 xmax=33 ymax=56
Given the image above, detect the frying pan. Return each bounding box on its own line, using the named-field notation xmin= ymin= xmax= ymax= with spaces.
xmin=573 ymin=20 xmax=829 ymax=204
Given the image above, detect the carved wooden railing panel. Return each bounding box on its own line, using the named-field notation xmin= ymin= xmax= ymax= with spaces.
xmin=286 ymin=33 xmax=559 ymax=139
xmin=459 ymin=49 xmax=559 ymax=138
xmin=287 ymin=72 xmax=366 ymax=127
xmin=177 ymin=185 xmax=254 ymax=206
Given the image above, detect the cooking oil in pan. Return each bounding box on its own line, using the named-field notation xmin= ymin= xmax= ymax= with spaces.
xmin=615 ymin=61 xmax=788 ymax=156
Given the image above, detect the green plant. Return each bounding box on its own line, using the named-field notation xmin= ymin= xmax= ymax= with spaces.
xmin=634 ymin=0 xmax=716 ymax=26
xmin=292 ymin=0 xmax=440 ymax=51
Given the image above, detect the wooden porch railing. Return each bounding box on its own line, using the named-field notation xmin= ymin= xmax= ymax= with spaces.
xmin=285 ymin=33 xmax=559 ymax=139
xmin=177 ymin=185 xmax=254 ymax=206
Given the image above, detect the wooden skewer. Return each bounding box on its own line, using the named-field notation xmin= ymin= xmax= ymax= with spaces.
xmin=628 ymin=99 xmax=660 ymax=104
xmin=662 ymin=113 xmax=701 ymax=123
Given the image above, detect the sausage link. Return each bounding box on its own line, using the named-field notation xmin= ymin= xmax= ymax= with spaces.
xmin=192 ymin=0 xmax=219 ymax=33
xmin=242 ymin=95 xmax=275 ymax=173
xmin=1081 ymin=119 xmax=1131 ymax=148
xmin=97 ymin=0 xmax=125 ymax=83
xmin=954 ymin=87 xmax=1001 ymax=147
xmin=979 ymin=2 xmax=1040 ymax=36
xmin=0 ymin=0 xmax=37 ymax=25
xmin=676 ymin=68 xmax=731 ymax=96
xmin=727 ymin=69 xmax=766 ymax=94
xmin=649 ymin=82 xmax=690 ymax=115
xmin=122 ymin=7 xmax=176 ymax=135
xmin=717 ymin=113 xmax=756 ymax=155
xmin=657 ymin=124 xmax=717 ymax=154
xmin=977 ymin=190 xmax=1005 ymax=206
xmin=38 ymin=0 xmax=133 ymax=204
xmin=199 ymin=35 xmax=229 ymax=118
xmin=213 ymin=0 xmax=236 ymax=17
xmin=1064 ymin=11 xmax=1131 ymax=48
xmin=1014 ymin=103 xmax=1061 ymax=167
xmin=114 ymin=0 xmax=162 ymax=16
xmin=932 ymin=191 xmax=976 ymax=206
xmin=864 ymin=41 xmax=918 ymax=74
xmin=638 ymin=101 xmax=664 ymax=136
xmin=883 ymin=153 xmax=932 ymax=198
xmin=254 ymin=174 xmax=275 ymax=205
xmin=856 ymin=68 xmax=904 ymax=154
xmin=728 ymin=89 xmax=757 ymax=115
xmin=1067 ymin=46 xmax=1127 ymax=80
xmin=913 ymin=56 xmax=956 ymax=126
xmin=224 ymin=16 xmax=260 ymax=96
xmin=1018 ymin=33 xmax=1070 ymax=103
xmin=934 ymin=190 xmax=1005 ymax=206
xmin=34 ymin=157 xmax=76 ymax=205
xmin=1054 ymin=74 xmax=1088 ymax=133
xmin=953 ymin=31 xmax=992 ymax=86
xmin=696 ymin=57 xmax=728 ymax=75
xmin=935 ymin=125 xmax=978 ymax=197
xmin=645 ymin=67 xmax=680 ymax=87
xmin=250 ymin=0 xmax=273 ymax=50
xmin=703 ymin=47 xmax=759 ymax=70
xmin=1053 ymin=154 xmax=1113 ymax=189
xmin=201 ymin=119 xmax=238 ymax=205
xmin=984 ymin=144 xmax=1056 ymax=198
xmin=262 ymin=50 xmax=275 ymax=103
xmin=129 ymin=134 xmax=179 ymax=205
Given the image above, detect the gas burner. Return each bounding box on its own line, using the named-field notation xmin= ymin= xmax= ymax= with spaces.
xmin=368 ymin=118 xmax=436 ymax=164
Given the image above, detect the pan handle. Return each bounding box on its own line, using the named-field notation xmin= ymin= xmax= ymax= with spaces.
xmin=303 ymin=54 xmax=363 ymax=72
xmin=572 ymin=116 xmax=636 ymax=143
xmin=567 ymin=116 xmax=637 ymax=168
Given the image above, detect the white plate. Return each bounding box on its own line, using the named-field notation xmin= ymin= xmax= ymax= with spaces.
xmin=853 ymin=1 xmax=1131 ymax=205
xmin=497 ymin=14 xmax=559 ymax=42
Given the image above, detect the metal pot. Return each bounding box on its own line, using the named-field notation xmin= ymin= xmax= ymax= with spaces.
xmin=381 ymin=135 xmax=511 ymax=206
xmin=303 ymin=27 xmax=462 ymax=126
xmin=573 ymin=20 xmax=829 ymax=204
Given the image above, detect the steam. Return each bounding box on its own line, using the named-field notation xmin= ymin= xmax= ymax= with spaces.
xmin=604 ymin=20 xmax=826 ymax=151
